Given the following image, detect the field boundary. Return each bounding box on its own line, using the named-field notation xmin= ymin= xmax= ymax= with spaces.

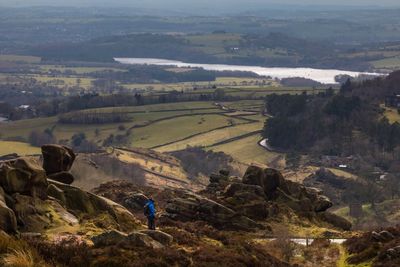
xmin=114 ymin=147 xmax=181 ymax=168
xmin=207 ymin=130 xmax=262 ymax=147
xmin=149 ymin=121 xmax=256 ymax=150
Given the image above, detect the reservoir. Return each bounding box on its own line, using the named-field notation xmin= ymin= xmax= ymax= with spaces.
xmin=114 ymin=57 xmax=380 ymax=84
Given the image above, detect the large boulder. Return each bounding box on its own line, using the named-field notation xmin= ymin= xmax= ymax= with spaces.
xmin=139 ymin=230 xmax=173 ymax=246
xmin=127 ymin=232 xmax=164 ymax=249
xmin=242 ymin=166 xmax=333 ymax=214
xmin=242 ymin=166 xmax=288 ymax=199
xmin=91 ymin=230 xmax=128 ymax=247
xmin=92 ymin=230 xmax=165 ymax=249
xmin=0 ymin=157 xmax=47 ymax=198
xmin=41 ymin=145 xmax=76 ymax=175
xmin=318 ymin=211 xmax=352 ymax=231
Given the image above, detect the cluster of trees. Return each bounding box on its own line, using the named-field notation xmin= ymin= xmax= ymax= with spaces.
xmin=91 ymin=66 xmax=217 ymax=84
xmin=29 ymin=31 xmax=375 ymax=70
xmin=31 ymin=33 xmax=212 ymax=63
xmin=263 ymin=73 xmax=400 ymax=172
xmin=27 ymin=86 xmax=255 ymax=118
xmin=170 ymin=146 xmax=239 ymax=179
xmin=28 ymin=128 xmax=56 ymax=147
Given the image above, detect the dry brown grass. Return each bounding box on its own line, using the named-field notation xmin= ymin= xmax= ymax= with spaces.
xmin=2 ymin=249 xmax=36 ymax=267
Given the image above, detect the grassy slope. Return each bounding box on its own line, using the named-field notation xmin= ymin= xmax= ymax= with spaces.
xmin=0 ymin=141 xmax=41 ymax=156
xmin=0 ymin=102 xmax=220 ymax=141
xmin=0 ymin=100 xmax=280 ymax=167
xmin=382 ymin=106 xmax=400 ymax=124
xmin=0 ymin=54 xmax=41 ymax=63
xmin=333 ymin=199 xmax=400 ymax=226
xmin=209 ymin=133 xmax=282 ymax=167
xmin=155 ymin=122 xmax=262 ymax=152
xmin=129 ymin=114 xmax=243 ymax=148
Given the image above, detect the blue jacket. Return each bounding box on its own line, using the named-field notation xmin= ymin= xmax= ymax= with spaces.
xmin=146 ymin=200 xmax=156 ymax=218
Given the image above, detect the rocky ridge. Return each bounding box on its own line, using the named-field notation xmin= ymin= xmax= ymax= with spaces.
xmin=0 ymin=144 xmax=173 ymax=249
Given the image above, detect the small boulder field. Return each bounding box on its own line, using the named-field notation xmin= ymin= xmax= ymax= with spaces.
xmin=0 ymin=144 xmax=353 ymax=266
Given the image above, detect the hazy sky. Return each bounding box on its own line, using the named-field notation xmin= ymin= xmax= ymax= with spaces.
xmin=1 ymin=0 xmax=400 ymax=7
xmin=1 ymin=0 xmax=399 ymax=15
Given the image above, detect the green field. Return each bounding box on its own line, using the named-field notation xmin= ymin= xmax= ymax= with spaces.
xmin=371 ymin=56 xmax=400 ymax=70
xmin=185 ymin=33 xmax=294 ymax=61
xmin=129 ymin=114 xmax=243 ymax=148
xmin=209 ymin=133 xmax=282 ymax=167
xmin=0 ymin=54 xmax=41 ymax=63
xmin=121 ymin=76 xmax=277 ymax=92
xmin=0 ymin=100 xmax=282 ymax=166
xmin=0 ymin=102 xmax=220 ymax=142
xmin=0 ymin=141 xmax=41 ymax=156
xmin=40 ymin=65 xmax=126 ymax=74
xmin=333 ymin=199 xmax=400 ymax=227
xmin=156 ymin=119 xmax=263 ymax=152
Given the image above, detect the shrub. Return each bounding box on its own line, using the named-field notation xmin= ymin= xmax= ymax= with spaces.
xmin=27 ymin=236 xmax=92 ymax=267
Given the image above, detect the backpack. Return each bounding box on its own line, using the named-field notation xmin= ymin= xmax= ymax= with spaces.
xmin=144 ymin=203 xmax=150 ymax=216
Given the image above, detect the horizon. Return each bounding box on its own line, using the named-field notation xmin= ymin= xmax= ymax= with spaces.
xmin=1 ymin=0 xmax=400 ymax=12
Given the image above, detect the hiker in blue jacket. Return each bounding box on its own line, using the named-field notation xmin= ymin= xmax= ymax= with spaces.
xmin=144 ymin=198 xmax=156 ymax=230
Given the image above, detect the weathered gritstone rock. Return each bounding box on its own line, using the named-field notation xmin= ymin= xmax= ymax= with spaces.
xmin=163 ymin=190 xmax=263 ymax=231
xmin=92 ymin=230 xmax=168 ymax=249
xmin=0 ymin=157 xmax=47 ymax=198
xmin=139 ymin=230 xmax=173 ymax=246
xmin=91 ymin=229 xmax=128 ymax=247
xmin=49 ymin=180 xmax=141 ymax=232
xmin=371 ymin=230 xmax=395 ymax=242
xmin=243 ymin=166 xmax=333 ymax=213
xmin=242 ymin=166 xmax=288 ymax=199
xmin=0 ymin=146 xmax=142 ymax=235
xmin=127 ymin=232 xmax=164 ymax=249
xmin=223 ymin=183 xmax=265 ymax=199
xmin=42 ymin=145 xmax=76 ymax=175
xmin=124 ymin=193 xmax=149 ymax=211
xmin=317 ymin=211 xmax=352 ymax=231
xmin=383 ymin=246 xmax=400 ymax=259
xmin=0 ymin=187 xmax=17 ymax=233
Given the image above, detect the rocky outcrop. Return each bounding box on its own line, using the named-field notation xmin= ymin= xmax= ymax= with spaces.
xmin=42 ymin=145 xmax=76 ymax=184
xmin=0 ymin=187 xmax=17 ymax=233
xmin=91 ymin=229 xmax=127 ymax=247
xmin=162 ymin=190 xmax=263 ymax=231
xmin=381 ymin=245 xmax=400 ymax=260
xmin=0 ymin=145 xmax=141 ymax=235
xmin=139 ymin=230 xmax=173 ymax=246
xmin=91 ymin=229 xmax=171 ymax=249
xmin=48 ymin=180 xmax=141 ymax=232
xmin=163 ymin=166 xmax=350 ymax=231
xmin=0 ymin=157 xmax=47 ymax=199
xmin=243 ymin=166 xmax=334 ymax=214
xmin=371 ymin=230 xmax=395 ymax=242
xmin=242 ymin=166 xmax=288 ymax=199
xmin=317 ymin=211 xmax=352 ymax=231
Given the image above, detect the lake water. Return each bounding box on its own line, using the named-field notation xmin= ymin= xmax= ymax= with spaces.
xmin=114 ymin=57 xmax=380 ymax=84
